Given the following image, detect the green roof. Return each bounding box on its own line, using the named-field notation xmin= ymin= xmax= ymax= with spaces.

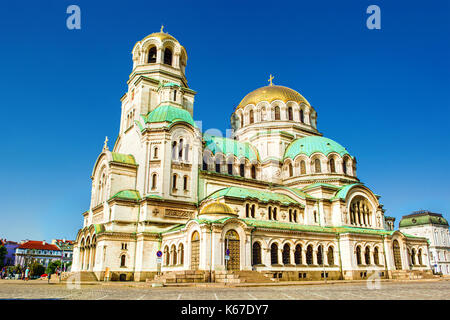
xmin=143 ymin=105 xmax=195 ymax=127
xmin=274 ymin=186 xmax=317 ymax=200
xmin=400 ymin=211 xmax=449 ymax=228
xmin=331 ymin=183 xmax=364 ymax=201
xmin=109 ymin=189 xmax=141 ymax=201
xmin=161 ymin=82 xmax=181 ymax=88
xmin=111 ymin=152 xmax=137 ymax=165
xmin=206 ymin=186 xmax=303 ymax=207
xmin=203 ymin=134 xmax=259 ymax=162
xmin=302 ymin=182 xmax=341 ymax=192
xmin=284 ymin=136 xmax=351 ymax=160
xmin=93 ymin=224 xmax=105 ymax=234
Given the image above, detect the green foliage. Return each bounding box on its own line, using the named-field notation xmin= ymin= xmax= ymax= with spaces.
xmin=0 ymin=245 xmax=7 ymax=268
xmin=46 ymin=260 xmax=61 ymax=275
xmin=30 ymin=261 xmax=45 ymax=277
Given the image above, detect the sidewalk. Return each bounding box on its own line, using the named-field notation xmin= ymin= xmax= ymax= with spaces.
xmin=1 ymin=277 xmax=447 ymax=288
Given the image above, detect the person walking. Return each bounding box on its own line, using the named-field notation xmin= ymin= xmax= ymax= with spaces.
xmin=24 ymin=267 xmax=30 ymax=281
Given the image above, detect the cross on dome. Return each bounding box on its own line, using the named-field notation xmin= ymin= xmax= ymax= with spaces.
xmin=160 ymin=25 xmax=164 ymax=33
xmin=268 ymin=74 xmax=274 ymax=86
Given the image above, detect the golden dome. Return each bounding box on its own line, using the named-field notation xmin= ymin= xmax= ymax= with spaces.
xmin=236 ymin=85 xmax=311 ymax=110
xmin=143 ymin=32 xmax=178 ymax=43
xmin=200 ymin=202 xmax=236 ymax=216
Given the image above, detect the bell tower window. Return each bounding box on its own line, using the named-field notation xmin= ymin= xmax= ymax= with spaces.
xmin=148 ymin=47 xmax=157 ymax=63
xmin=164 ymin=48 xmax=173 ymax=65
xmin=288 ymin=107 xmax=293 ymax=120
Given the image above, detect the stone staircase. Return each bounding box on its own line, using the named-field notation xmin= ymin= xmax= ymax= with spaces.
xmin=148 ymin=270 xmax=210 ymax=284
xmin=391 ymin=270 xmax=436 ymax=280
xmin=60 ymin=271 xmax=98 ymax=282
xmin=215 ymin=271 xmax=273 ymax=284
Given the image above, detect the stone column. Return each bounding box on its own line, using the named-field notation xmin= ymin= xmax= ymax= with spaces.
xmin=290 ymin=249 xmax=295 ymax=265
xmin=313 ymin=249 xmax=318 ymax=265
xmin=301 ymin=249 xmax=307 ymax=265
xmin=278 ymin=248 xmax=283 ymax=265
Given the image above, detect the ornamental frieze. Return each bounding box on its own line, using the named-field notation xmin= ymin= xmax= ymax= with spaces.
xmin=164 ymin=208 xmax=193 ymax=219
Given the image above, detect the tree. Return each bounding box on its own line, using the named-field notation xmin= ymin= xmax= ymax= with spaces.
xmin=0 ymin=245 xmax=7 ymax=269
xmin=30 ymin=261 xmax=45 ymax=278
xmin=46 ymin=260 xmax=61 ymax=275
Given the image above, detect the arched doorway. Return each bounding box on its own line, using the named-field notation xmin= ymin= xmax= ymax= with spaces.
xmin=393 ymin=240 xmax=402 ymax=270
xmin=191 ymin=231 xmax=200 ymax=270
xmin=225 ymin=230 xmax=240 ymax=271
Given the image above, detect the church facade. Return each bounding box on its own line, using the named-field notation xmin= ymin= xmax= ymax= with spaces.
xmin=72 ymin=30 xmax=432 ymax=282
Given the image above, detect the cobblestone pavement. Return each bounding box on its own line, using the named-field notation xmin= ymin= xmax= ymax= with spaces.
xmin=0 ymin=280 xmax=448 ymax=300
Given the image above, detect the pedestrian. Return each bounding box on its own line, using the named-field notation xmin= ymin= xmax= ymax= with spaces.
xmin=25 ymin=267 xmax=30 ymax=281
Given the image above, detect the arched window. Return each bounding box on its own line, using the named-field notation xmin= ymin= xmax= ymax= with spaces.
xmin=329 ymin=158 xmax=336 ymax=173
xmin=288 ymin=107 xmax=293 ymax=120
xmin=252 ymin=242 xmax=262 ymax=265
xmin=288 ymin=163 xmax=293 ymax=177
xmin=251 ymin=165 xmax=256 ymax=179
xmin=163 ymin=48 xmax=172 ymax=65
xmin=411 ymin=248 xmax=416 ymax=265
xmin=172 ymin=141 xmax=177 ymax=160
xmin=173 ymin=90 xmax=177 ymax=102
xmin=365 ymin=247 xmax=371 ymax=265
xmin=227 ymin=162 xmax=233 ymax=175
xmin=202 ymin=153 xmax=210 ymax=171
xmin=356 ymin=246 xmax=362 ymax=265
xmin=183 ymin=176 xmax=188 ymax=191
xmin=178 ymin=244 xmax=184 ymax=265
xmin=268 ymin=206 xmax=272 ymax=220
xmin=249 ymin=110 xmax=254 ymax=124
xmin=282 ymin=244 xmax=290 ymax=264
xmin=300 ymin=160 xmax=306 ymax=175
xmin=171 ymin=245 xmax=177 ymax=265
xmin=245 ymin=203 xmax=249 ymax=218
xmin=184 ymin=144 xmax=189 ymax=161
xmin=273 ymin=207 xmax=277 ymax=220
xmin=120 ymin=254 xmax=126 ymax=267
xmin=295 ymin=245 xmax=302 ymax=264
xmin=349 ymin=196 xmax=372 ymax=226
xmin=164 ymin=246 xmax=170 ymax=266
xmin=374 ymin=247 xmax=380 ymax=265
xmin=327 ymin=247 xmax=334 ymax=265
xmin=343 ymin=159 xmax=348 ymax=174
xmin=271 ymin=243 xmax=278 ymax=265
xmin=240 ymin=115 xmax=243 ymax=128
xmin=306 ymin=245 xmax=313 ymax=265
xmin=172 ymin=174 xmax=177 ymax=190
xmin=274 ymin=106 xmax=280 ymax=120
xmin=314 ymin=159 xmax=321 ymax=173
xmin=300 ymin=109 xmax=304 ymax=123
xmin=418 ymin=249 xmax=423 ymax=265
xmin=153 ymin=147 xmax=158 ymax=159
xmin=151 ymin=173 xmax=157 ymax=190
xmin=251 ymin=204 xmax=255 ymax=218
xmin=289 ymin=209 xmax=292 ymax=222
xmin=215 ymin=156 xmax=222 ymax=173
xmin=178 ymin=139 xmax=183 ymax=160
xmin=317 ymin=245 xmax=323 ymax=265
xmin=148 ymin=46 xmax=157 ymax=63
xmin=239 ymin=163 xmax=245 ymax=177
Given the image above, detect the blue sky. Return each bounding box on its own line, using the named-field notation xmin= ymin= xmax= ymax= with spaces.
xmin=0 ymin=0 xmax=449 ymax=241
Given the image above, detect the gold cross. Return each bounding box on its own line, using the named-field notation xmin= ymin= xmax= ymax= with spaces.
xmin=268 ymin=74 xmax=274 ymax=86
xmin=103 ymin=136 xmax=108 ymax=150
xmin=160 ymin=25 xmax=164 ymax=33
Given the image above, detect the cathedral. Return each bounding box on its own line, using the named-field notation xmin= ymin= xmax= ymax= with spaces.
xmin=72 ymin=29 xmax=432 ymax=282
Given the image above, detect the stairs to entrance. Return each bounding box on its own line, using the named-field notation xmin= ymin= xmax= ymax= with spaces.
xmin=149 ymin=270 xmax=210 ymax=284
xmin=60 ymin=271 xmax=98 ymax=282
xmin=215 ymin=271 xmax=273 ymax=284
xmin=391 ymin=270 xmax=435 ymax=280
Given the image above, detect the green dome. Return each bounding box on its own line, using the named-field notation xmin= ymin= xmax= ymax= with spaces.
xmin=144 ymin=105 xmax=195 ymax=127
xmin=399 ymin=211 xmax=449 ymax=228
xmin=284 ymin=136 xmax=351 ymax=160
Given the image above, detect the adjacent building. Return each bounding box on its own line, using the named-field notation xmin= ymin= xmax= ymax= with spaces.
xmin=72 ymin=29 xmax=432 ymax=282
xmin=15 ymin=240 xmax=61 ymax=268
xmin=399 ymin=211 xmax=450 ymax=274
xmin=0 ymin=239 xmax=19 ymax=266
xmin=52 ymin=239 xmax=74 ymax=271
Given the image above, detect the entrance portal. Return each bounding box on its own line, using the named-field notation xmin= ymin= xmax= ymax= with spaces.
xmin=225 ymin=230 xmax=240 ymax=271
xmin=191 ymin=231 xmax=200 ymax=270
xmin=393 ymin=240 xmax=402 ymax=270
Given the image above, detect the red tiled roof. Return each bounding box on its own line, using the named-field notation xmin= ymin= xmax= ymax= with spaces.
xmin=18 ymin=241 xmax=61 ymax=251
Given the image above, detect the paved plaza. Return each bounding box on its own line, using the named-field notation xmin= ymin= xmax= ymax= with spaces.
xmin=0 ymin=279 xmax=448 ymax=300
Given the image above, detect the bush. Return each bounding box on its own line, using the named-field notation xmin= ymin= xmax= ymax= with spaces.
xmin=30 ymin=261 xmax=45 ymax=277
xmin=46 ymin=260 xmax=61 ymax=275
